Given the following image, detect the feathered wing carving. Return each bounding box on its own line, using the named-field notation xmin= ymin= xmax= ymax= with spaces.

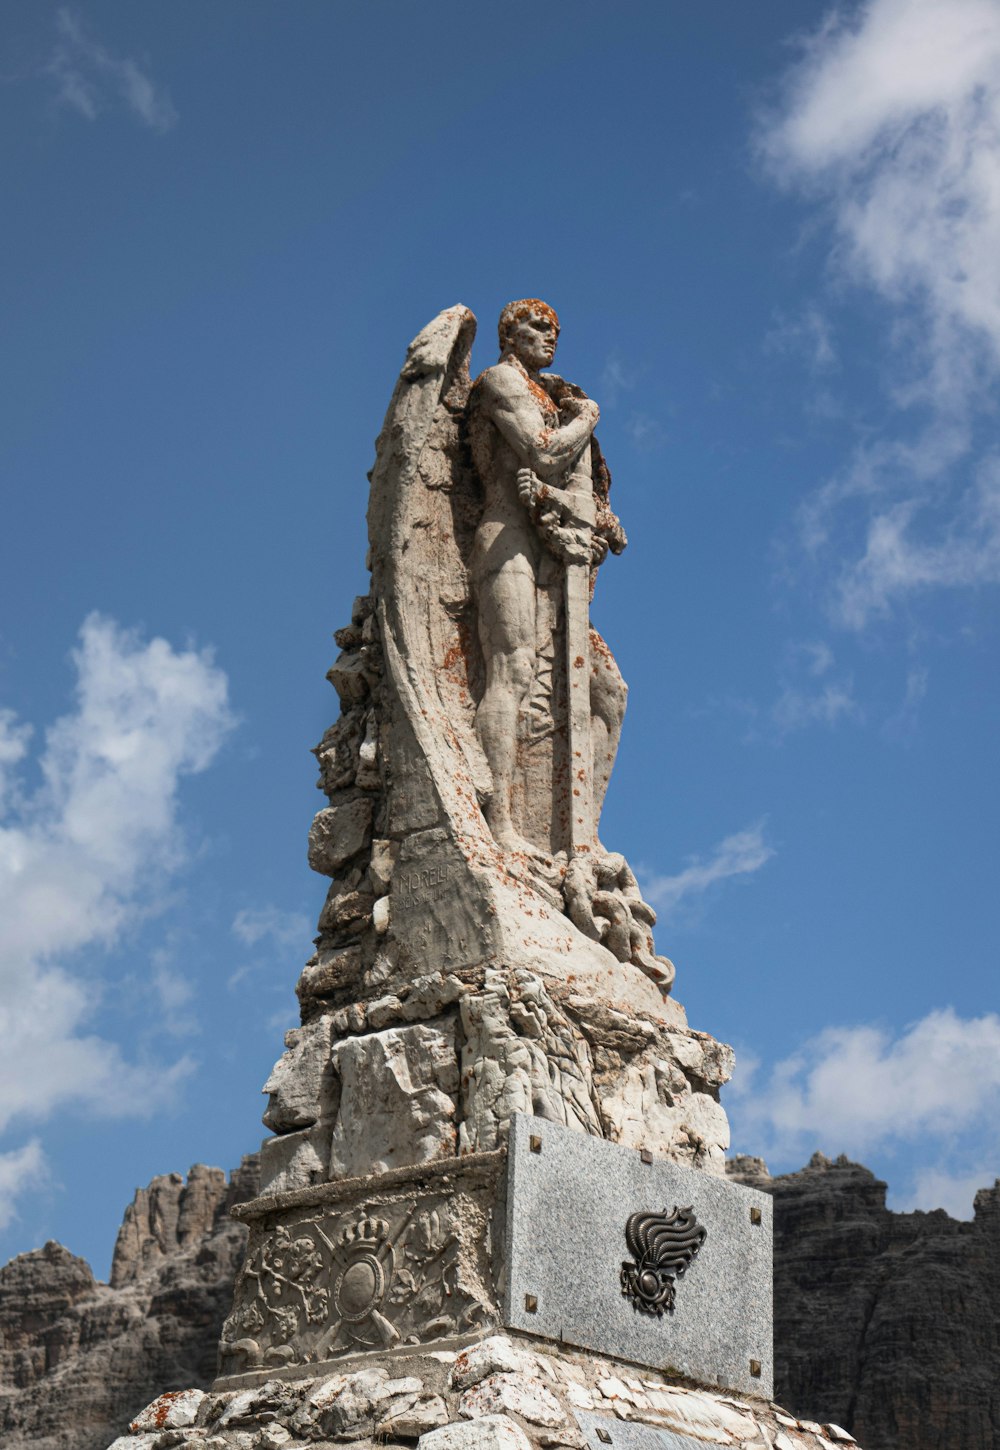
xmin=621 ymin=1205 xmax=708 ymax=1316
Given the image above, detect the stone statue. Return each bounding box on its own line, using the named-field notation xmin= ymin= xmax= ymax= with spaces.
xmin=466 ymin=299 xmax=626 ymax=858
xmin=465 ymin=300 xmax=667 ymax=983
xmin=213 ymin=300 xmax=732 ymax=1378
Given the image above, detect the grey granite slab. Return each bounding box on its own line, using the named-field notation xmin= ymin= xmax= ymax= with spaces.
xmin=575 ymin=1412 xmax=713 ymax=1450
xmin=503 ymin=1114 xmax=772 ymax=1397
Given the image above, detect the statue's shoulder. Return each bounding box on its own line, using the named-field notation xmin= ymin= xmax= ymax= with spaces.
xmin=472 ymin=358 xmax=531 ymax=407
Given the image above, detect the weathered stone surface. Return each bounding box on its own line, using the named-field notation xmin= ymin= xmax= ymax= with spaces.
xmin=420 ymin=1415 xmax=534 ymax=1450
xmin=328 ymin=1022 xmax=459 ymax=1178
xmin=450 ymin=1337 xmax=542 ymax=1392
xmin=261 ymin=1018 xmax=335 ymax=1133
xmin=0 ymin=1158 xmax=258 ymax=1450
xmin=295 ymin=946 xmax=363 ymax=1009
xmin=504 ymin=1115 xmax=772 ymax=1398
xmin=258 ymin=1125 xmax=328 ymax=1195
xmin=130 ymin=1388 xmax=205 ymax=1431
xmin=368 ymin=838 xmax=397 ymax=895
xmin=110 ymin=1164 xmax=229 ymax=1288
xmin=308 ymin=798 xmax=374 ymax=876
xmin=728 ymin=1152 xmax=1000 ymax=1449
xmin=460 ymin=1373 xmax=566 ymax=1428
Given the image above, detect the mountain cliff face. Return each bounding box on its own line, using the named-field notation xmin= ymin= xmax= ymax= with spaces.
xmin=728 ymin=1153 xmax=1000 ymax=1450
xmin=1 ymin=1152 xmax=998 ymax=1450
xmin=0 ymin=1158 xmax=259 ymax=1450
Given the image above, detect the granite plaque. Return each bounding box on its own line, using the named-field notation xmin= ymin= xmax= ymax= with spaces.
xmin=576 ymin=1413 xmax=711 ymax=1450
xmin=503 ymin=1114 xmax=772 ymax=1397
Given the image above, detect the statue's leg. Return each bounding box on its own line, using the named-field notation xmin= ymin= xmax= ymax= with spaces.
xmin=475 ymin=556 xmax=540 ymax=853
xmin=589 ymin=627 xmax=627 ymax=837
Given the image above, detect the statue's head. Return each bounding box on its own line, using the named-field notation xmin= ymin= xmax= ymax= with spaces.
xmin=498 ymin=298 xmax=560 ymax=371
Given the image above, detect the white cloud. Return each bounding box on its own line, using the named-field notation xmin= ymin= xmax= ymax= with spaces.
xmin=734 ymin=1007 xmax=1000 ymax=1215
xmin=46 ymin=8 xmax=177 ymax=133
xmin=835 ymin=453 xmax=1000 ymax=627
xmin=771 ymin=677 xmax=859 ymax=733
xmin=0 ymin=614 xmax=234 ymax=1135
xmin=232 ymin=905 xmax=310 ymax=950
xmin=762 ymin=0 xmax=1000 ymax=374
xmin=0 ymin=1140 xmax=47 ymax=1233
xmin=906 ymin=1163 xmax=999 ymax=1219
xmin=761 ymin=0 xmax=1000 ymax=627
xmin=643 ymin=822 xmax=774 ymax=917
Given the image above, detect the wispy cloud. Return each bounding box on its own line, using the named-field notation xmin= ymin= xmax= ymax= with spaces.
xmin=0 ymin=614 xmax=234 ymax=1136
xmin=0 ymin=1140 xmax=47 ymax=1233
xmin=760 ymin=0 xmax=1000 ymax=630
xmin=45 ymin=8 xmax=177 ymax=133
xmin=643 ymin=822 xmax=774 ymax=918
xmin=883 ymin=664 xmax=929 ymax=741
xmin=601 ymin=351 xmax=634 ymax=408
xmin=733 ymin=1007 xmax=1000 ymax=1217
xmin=625 ymin=412 xmax=667 ymax=453
xmin=232 ymin=905 xmax=310 ymax=950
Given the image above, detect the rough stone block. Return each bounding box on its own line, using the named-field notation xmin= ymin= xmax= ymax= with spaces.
xmin=369 ymin=837 xmax=398 ymax=894
xmin=459 ymin=1373 xmax=565 ymax=1428
xmin=419 ymin=1414 xmax=533 ymax=1450
xmin=450 ymin=1336 xmax=541 ymax=1391
xmin=504 ymin=1114 xmax=772 ymax=1398
xmin=327 ymin=651 xmax=371 ymax=702
xmin=329 ymin=1022 xmax=459 ymax=1178
xmin=308 ymin=799 xmax=374 ymax=875
xmin=258 ymin=1126 xmax=328 ymax=1195
xmin=296 ymin=946 xmax=363 ymax=1005
xmin=130 ymin=1389 xmax=205 ymax=1431
xmin=262 ymin=1018 xmax=335 ymax=1133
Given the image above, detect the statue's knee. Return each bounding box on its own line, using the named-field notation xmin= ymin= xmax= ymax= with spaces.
xmin=510 ymin=647 xmax=535 ymax=696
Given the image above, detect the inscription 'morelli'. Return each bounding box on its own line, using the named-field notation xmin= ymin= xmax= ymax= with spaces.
xmin=394 ymin=862 xmax=453 ymax=912
xmin=620 ymin=1206 xmax=707 ymax=1317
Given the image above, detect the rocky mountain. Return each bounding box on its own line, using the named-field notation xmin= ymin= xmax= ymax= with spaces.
xmin=0 ymin=1157 xmax=259 ymax=1450
xmin=728 ymin=1153 xmax=1000 ymax=1450
xmin=1 ymin=1151 xmax=998 ymax=1450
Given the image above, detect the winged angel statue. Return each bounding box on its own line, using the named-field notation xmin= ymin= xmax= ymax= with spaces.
xmin=365 ymin=301 xmax=674 ymax=992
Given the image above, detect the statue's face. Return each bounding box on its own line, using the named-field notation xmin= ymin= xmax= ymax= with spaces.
xmin=506 ymin=310 xmax=558 ymax=371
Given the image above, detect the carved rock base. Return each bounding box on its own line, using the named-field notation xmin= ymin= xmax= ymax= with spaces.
xmin=218 ymin=1155 xmax=505 ymax=1382
xmin=111 ymin=1334 xmax=861 ymax=1450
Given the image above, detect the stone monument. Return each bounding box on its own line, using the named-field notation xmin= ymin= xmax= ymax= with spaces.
xmin=108 ymin=305 xmax=859 ymax=1450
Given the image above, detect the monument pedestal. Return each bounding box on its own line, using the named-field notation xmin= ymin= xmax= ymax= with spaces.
xmin=218 ymin=1114 xmax=771 ymax=1399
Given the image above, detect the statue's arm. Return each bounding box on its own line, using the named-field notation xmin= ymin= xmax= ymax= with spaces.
xmin=480 ymin=368 xmax=598 ymax=480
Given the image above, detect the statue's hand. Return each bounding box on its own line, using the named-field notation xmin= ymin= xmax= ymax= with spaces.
xmin=550 ymin=524 xmax=592 ymax=565
xmin=591 ymin=533 xmax=609 ymax=566
xmin=562 ymin=395 xmax=599 ymax=428
xmin=516 ymin=467 xmax=539 ymax=510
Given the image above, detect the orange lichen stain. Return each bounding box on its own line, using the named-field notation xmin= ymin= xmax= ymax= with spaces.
xmin=131 ymin=1391 xmax=187 ymax=1433
xmin=528 ymin=380 xmax=559 ymax=418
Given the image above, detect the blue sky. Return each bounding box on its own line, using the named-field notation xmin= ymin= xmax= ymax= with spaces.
xmin=2 ymin=0 xmax=999 ymax=1278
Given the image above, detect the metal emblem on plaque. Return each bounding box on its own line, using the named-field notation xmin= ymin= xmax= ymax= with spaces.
xmin=620 ymin=1205 xmax=707 ymax=1316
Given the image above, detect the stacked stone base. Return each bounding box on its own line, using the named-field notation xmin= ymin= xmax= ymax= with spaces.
xmin=112 ymin=1333 xmax=858 ymax=1450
